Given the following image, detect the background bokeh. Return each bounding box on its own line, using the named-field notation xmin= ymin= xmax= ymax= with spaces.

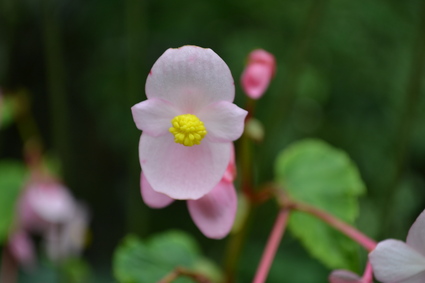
xmin=1 ymin=0 xmax=425 ymax=282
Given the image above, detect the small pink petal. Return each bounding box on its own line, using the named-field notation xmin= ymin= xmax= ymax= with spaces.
xmin=329 ymin=270 xmax=362 ymax=283
xmin=222 ymin=144 xmax=236 ymax=183
xmin=369 ymin=239 xmax=425 ymax=282
xmin=131 ymin=98 xmax=179 ymax=137
xmin=140 ymin=173 xmax=174 ymax=208
xmin=241 ymin=63 xmax=273 ymax=99
xmin=248 ymin=49 xmax=276 ymax=74
xmin=241 ymin=49 xmax=276 ymax=99
xmin=406 ymin=209 xmax=425 ymax=256
xmin=139 ymin=133 xmax=231 ymax=200
xmin=8 ymin=231 xmax=35 ymax=268
xmin=198 ymin=101 xmax=247 ymax=143
xmin=187 ymin=179 xmax=237 ymax=239
xmin=145 ymin=46 xmax=235 ymax=113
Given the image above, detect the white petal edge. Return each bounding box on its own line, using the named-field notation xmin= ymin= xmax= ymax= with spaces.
xmin=187 ymin=180 xmax=237 ymax=239
xmin=139 ymin=133 xmax=231 ymax=200
xmin=140 ymin=172 xmax=174 ymax=208
xmin=328 ymin=270 xmax=362 ymax=283
xmin=145 ymin=46 xmax=235 ymax=113
xmin=197 ymin=101 xmax=247 ymax=143
xmin=369 ymin=239 xmax=425 ymax=282
xmin=131 ymin=98 xmax=179 ymax=137
xmin=406 ymin=209 xmax=425 ymax=256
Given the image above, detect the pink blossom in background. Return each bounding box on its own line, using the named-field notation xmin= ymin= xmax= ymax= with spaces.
xmin=10 ymin=177 xmax=89 ymax=265
xmin=369 ymin=209 xmax=425 ymax=283
xmin=45 ymin=203 xmax=89 ymax=261
xmin=7 ymin=231 xmax=35 ymax=268
xmin=18 ymin=181 xmax=76 ymax=233
xmin=140 ymin=147 xmax=237 ymax=239
xmin=132 ymin=45 xmax=247 ymax=200
xmin=241 ymin=49 xmax=276 ymax=99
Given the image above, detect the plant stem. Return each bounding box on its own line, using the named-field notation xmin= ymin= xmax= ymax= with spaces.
xmin=252 ymin=208 xmax=290 ymax=283
xmin=41 ymin=0 xmax=70 ymax=176
xmin=0 ymin=248 xmax=17 ymax=283
xmin=157 ymin=267 xmax=211 ymax=283
xmin=361 ymin=262 xmax=373 ymax=283
xmin=223 ymin=200 xmax=254 ymax=283
xmin=290 ymin=201 xmax=376 ymax=251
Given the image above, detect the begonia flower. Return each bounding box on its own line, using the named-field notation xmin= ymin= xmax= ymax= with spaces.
xmin=45 ymin=203 xmax=89 ymax=261
xmin=369 ymin=209 xmax=425 ymax=283
xmin=18 ymin=180 xmax=76 ymax=233
xmin=241 ymin=49 xmax=276 ymax=99
xmin=132 ymin=45 xmax=247 ymax=200
xmin=140 ymin=147 xmax=237 ymax=239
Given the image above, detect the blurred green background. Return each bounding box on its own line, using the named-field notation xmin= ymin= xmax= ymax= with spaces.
xmin=1 ymin=0 xmax=425 ymax=282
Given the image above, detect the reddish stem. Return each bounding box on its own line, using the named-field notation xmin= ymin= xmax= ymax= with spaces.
xmin=252 ymin=208 xmax=290 ymax=283
xmin=361 ymin=262 xmax=373 ymax=283
xmin=157 ymin=267 xmax=211 ymax=283
xmin=0 ymin=247 xmax=17 ymax=283
xmin=290 ymin=201 xmax=377 ymax=252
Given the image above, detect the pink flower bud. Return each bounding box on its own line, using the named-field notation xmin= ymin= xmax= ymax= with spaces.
xmin=241 ymin=49 xmax=276 ymax=99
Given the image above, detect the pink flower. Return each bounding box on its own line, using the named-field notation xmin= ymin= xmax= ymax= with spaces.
xmin=369 ymin=209 xmax=425 ymax=283
xmin=140 ymin=147 xmax=237 ymax=239
xmin=18 ymin=180 xmax=76 ymax=233
xmin=132 ymin=45 xmax=247 ymax=200
xmin=45 ymin=203 xmax=89 ymax=261
xmin=8 ymin=231 xmax=35 ymax=268
xmin=240 ymin=49 xmax=276 ymax=99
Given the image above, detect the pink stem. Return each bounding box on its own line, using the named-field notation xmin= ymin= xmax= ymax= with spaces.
xmin=291 ymin=201 xmax=377 ymax=251
xmin=361 ymin=262 xmax=373 ymax=283
xmin=252 ymin=208 xmax=290 ymax=283
xmin=0 ymin=247 xmax=17 ymax=283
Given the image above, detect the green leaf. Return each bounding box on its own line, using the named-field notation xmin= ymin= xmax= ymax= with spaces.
xmin=0 ymin=160 xmax=27 ymax=242
xmin=275 ymin=139 xmax=366 ymax=270
xmin=113 ymin=230 xmax=222 ymax=283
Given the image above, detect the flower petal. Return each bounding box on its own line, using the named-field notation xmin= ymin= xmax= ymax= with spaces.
xmin=145 ymin=46 xmax=235 ymax=113
xmin=369 ymin=239 xmax=425 ymax=282
xmin=26 ymin=183 xmax=76 ymax=224
xmin=131 ymin=98 xmax=179 ymax=137
xmin=328 ymin=270 xmax=362 ymax=283
xmin=140 ymin=172 xmax=174 ymax=208
xmin=241 ymin=63 xmax=273 ymax=99
xmin=8 ymin=231 xmax=35 ymax=268
xmin=139 ymin=133 xmax=231 ymax=200
xmin=198 ymin=101 xmax=247 ymax=143
xmin=187 ymin=179 xmax=237 ymax=239
xmin=406 ymin=209 xmax=425 ymax=256
xmin=222 ymin=144 xmax=236 ymax=183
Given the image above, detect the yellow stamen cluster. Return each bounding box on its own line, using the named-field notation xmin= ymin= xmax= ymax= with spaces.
xmin=169 ymin=114 xmax=207 ymax=146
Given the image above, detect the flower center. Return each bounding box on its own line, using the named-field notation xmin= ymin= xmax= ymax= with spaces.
xmin=169 ymin=114 xmax=207 ymax=146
